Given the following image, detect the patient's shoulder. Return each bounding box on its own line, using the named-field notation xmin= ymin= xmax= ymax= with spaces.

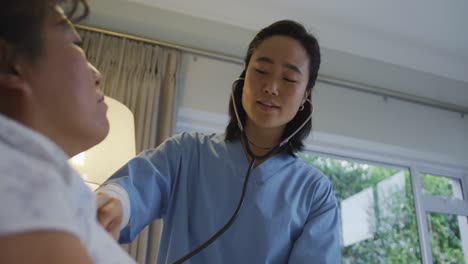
xmin=0 ymin=142 xmax=82 ymax=240
xmin=0 ymin=231 xmax=92 ymax=264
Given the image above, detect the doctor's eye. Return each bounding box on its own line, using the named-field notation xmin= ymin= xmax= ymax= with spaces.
xmin=283 ymin=77 xmax=297 ymax=83
xmin=255 ymin=68 xmax=267 ymax=75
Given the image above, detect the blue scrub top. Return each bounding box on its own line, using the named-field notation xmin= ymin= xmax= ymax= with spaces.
xmin=104 ymin=132 xmax=341 ymax=263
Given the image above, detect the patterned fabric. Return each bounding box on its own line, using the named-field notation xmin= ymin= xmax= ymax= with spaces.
xmin=0 ymin=114 xmax=135 ymax=263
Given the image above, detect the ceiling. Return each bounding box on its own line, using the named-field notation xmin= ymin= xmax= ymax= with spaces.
xmin=127 ymin=0 xmax=468 ymax=83
xmin=85 ymin=0 xmax=468 ymax=108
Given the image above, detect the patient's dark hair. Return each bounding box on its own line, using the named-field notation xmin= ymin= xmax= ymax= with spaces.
xmin=0 ymin=0 xmax=89 ymax=67
xmin=225 ymin=20 xmax=321 ymax=155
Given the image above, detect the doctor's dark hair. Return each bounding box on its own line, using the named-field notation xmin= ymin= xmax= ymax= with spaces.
xmin=225 ymin=20 xmax=321 ymax=155
xmin=0 ymin=0 xmax=89 ymax=71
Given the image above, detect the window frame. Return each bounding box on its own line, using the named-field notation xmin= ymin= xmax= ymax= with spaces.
xmin=303 ymin=133 xmax=468 ymax=264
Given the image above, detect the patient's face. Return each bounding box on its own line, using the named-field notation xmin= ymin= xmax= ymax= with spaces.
xmin=23 ymin=6 xmax=109 ymax=155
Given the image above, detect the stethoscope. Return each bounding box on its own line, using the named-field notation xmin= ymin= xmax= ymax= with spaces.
xmin=172 ymin=78 xmax=313 ymax=264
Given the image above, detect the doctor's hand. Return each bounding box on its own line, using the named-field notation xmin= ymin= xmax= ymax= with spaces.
xmin=96 ymin=192 xmax=123 ymax=241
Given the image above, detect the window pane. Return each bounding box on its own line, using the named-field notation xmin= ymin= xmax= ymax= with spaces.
xmin=298 ymin=154 xmax=421 ymax=263
xmin=420 ymin=174 xmax=464 ymax=200
xmin=427 ymin=213 xmax=468 ymax=263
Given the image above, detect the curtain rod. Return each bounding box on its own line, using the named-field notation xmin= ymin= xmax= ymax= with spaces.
xmin=76 ymin=24 xmax=468 ymax=116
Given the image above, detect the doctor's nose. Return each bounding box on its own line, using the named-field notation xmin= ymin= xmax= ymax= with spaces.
xmin=262 ymin=80 xmax=279 ymax=96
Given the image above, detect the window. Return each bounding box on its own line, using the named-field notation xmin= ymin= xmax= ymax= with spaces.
xmin=416 ymin=169 xmax=468 ymax=263
xmin=420 ymin=174 xmax=464 ymax=200
xmin=299 ymin=153 xmax=468 ymax=263
xmin=427 ymin=213 xmax=467 ymax=263
xmin=298 ymin=154 xmax=422 ymax=263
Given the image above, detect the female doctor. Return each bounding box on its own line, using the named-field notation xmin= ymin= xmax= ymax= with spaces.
xmin=97 ymin=20 xmax=341 ymax=263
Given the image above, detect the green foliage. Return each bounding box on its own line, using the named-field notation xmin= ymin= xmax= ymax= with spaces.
xmin=298 ymin=154 xmax=465 ymax=264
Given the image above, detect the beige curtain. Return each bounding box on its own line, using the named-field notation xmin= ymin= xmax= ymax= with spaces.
xmin=79 ymin=29 xmax=180 ymax=264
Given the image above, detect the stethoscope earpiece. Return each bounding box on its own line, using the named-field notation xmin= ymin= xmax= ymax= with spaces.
xmin=231 ymin=78 xmax=245 ymax=132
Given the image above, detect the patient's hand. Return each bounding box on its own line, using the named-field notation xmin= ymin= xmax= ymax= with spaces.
xmin=96 ymin=193 xmax=123 ymax=241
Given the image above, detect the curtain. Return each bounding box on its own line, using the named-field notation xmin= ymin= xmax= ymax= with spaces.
xmin=79 ymin=29 xmax=181 ymax=264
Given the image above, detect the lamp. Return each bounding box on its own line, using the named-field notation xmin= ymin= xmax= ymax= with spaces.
xmin=69 ymin=96 xmax=136 ymax=190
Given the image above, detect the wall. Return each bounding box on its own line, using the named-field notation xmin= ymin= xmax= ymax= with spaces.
xmin=85 ymin=0 xmax=468 ymax=108
xmin=83 ymin=0 xmax=468 ymax=170
xmin=177 ymin=54 xmax=468 ymax=170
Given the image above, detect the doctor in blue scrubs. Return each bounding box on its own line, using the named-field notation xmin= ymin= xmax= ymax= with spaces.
xmin=97 ymin=20 xmax=341 ymax=264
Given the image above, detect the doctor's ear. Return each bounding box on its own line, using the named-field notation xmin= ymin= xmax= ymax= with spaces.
xmin=302 ymin=90 xmax=311 ymax=103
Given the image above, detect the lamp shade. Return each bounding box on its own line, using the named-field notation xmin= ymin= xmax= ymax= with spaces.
xmin=69 ymin=96 xmax=136 ymax=190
